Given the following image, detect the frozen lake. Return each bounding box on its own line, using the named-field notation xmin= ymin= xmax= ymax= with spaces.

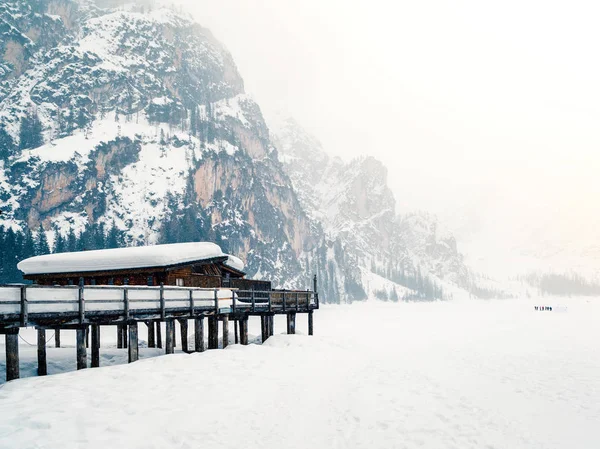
xmin=1 ymin=299 xmax=599 ymax=449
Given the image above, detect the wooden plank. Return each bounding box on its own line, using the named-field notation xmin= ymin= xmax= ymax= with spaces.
xmin=165 ymin=320 xmax=174 ymax=354
xmin=195 ymin=316 xmax=204 ymax=352
xmin=37 ymin=328 xmax=47 ymax=376
xmin=308 ymin=310 xmax=314 ymax=336
xmin=179 ymin=319 xmax=188 ymax=353
xmin=156 ymin=321 xmax=162 ymax=349
xmin=287 ymin=312 xmax=296 ymax=335
xmin=91 ymin=324 xmax=100 ymax=368
xmin=5 ymin=330 xmax=19 ymax=381
xmin=55 ymin=328 xmax=61 ymax=348
xmin=128 ymin=322 xmax=139 ymax=363
xmin=222 ymin=315 xmax=229 ymax=348
xmin=76 ymin=327 xmax=87 ymax=370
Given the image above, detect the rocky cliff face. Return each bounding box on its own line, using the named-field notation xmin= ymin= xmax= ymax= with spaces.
xmin=0 ymin=0 xmax=315 ymax=288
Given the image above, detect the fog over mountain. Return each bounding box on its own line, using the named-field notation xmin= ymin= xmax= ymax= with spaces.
xmin=187 ymin=0 xmax=600 ymax=282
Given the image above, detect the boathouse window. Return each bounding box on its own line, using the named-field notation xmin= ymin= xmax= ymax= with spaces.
xmin=176 ymin=278 xmax=184 ymax=287
xmin=124 ymin=278 xmax=129 ymax=285
xmin=68 ymin=279 xmax=73 ymax=286
xmin=91 ymin=278 xmax=96 ymax=286
xmin=147 ymin=276 xmax=154 ymax=286
xmin=108 ymin=278 xmax=114 ymax=285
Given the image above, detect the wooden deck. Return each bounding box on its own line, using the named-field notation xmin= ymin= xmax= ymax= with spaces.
xmin=0 ymin=280 xmax=319 ymax=382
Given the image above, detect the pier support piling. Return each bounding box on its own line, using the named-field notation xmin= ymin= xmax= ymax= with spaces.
xmin=37 ymin=329 xmax=47 ymax=376
xmin=208 ymin=316 xmax=218 ymax=349
xmin=156 ymin=321 xmax=162 ymax=349
xmin=240 ymin=317 xmax=249 ymax=345
xmin=268 ymin=315 xmax=274 ymax=337
xmin=308 ymin=310 xmax=314 ymax=336
xmin=195 ymin=316 xmax=204 ymax=352
xmin=91 ymin=324 xmax=100 ymax=368
xmin=128 ymin=322 xmax=138 ymax=363
xmin=54 ymin=328 xmax=61 ymax=348
xmin=76 ymin=327 xmax=87 ymax=370
xmin=147 ymin=321 xmax=155 ymax=348
xmin=261 ymin=316 xmax=268 ymax=343
xmin=222 ymin=315 xmax=229 ymax=348
xmin=5 ymin=329 xmax=19 ymax=381
xmin=287 ymin=313 xmax=296 ymax=335
xmin=179 ymin=319 xmax=188 ymax=353
xmin=165 ymin=320 xmax=175 ymax=354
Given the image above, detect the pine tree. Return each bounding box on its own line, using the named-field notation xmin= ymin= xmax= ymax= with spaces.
xmin=35 ymin=225 xmax=50 ymax=255
xmin=19 ymin=110 xmax=44 ymax=150
xmin=0 ymin=125 xmax=15 ymax=159
xmin=67 ymin=227 xmax=77 ymax=252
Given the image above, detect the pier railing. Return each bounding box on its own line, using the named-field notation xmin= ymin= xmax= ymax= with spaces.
xmin=0 ymin=284 xmax=319 ymax=329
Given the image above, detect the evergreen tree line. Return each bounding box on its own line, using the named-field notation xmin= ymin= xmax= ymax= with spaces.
xmin=371 ymin=260 xmax=445 ymax=300
xmin=0 ymin=221 xmax=128 ymax=284
xmin=523 ymin=272 xmax=600 ymax=297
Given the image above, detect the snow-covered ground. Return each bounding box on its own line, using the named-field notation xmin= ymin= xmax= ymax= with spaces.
xmin=1 ymin=299 xmax=600 ymax=449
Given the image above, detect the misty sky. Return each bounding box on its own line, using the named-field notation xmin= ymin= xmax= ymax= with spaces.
xmin=185 ymin=0 xmax=600 ymax=274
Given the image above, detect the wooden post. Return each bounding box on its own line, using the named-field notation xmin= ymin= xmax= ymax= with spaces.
xmin=147 ymin=321 xmax=155 ymax=348
xmin=240 ymin=317 xmax=249 ymax=345
xmin=5 ymin=329 xmax=19 ymax=381
xmin=308 ymin=310 xmax=314 ymax=336
xmin=165 ymin=320 xmax=174 ymax=354
xmin=234 ymin=319 xmax=239 ymax=344
xmin=195 ymin=316 xmax=204 ymax=352
xmin=261 ymin=316 xmax=268 ymax=343
xmin=85 ymin=325 xmax=90 ymax=349
xmin=208 ymin=316 xmax=218 ymax=349
xmin=122 ymin=324 xmax=128 ymax=349
xmin=20 ymin=286 xmax=27 ymax=327
xmin=54 ymin=328 xmax=61 ymax=348
xmin=156 ymin=321 xmax=163 ymax=349
xmin=179 ymin=319 xmax=188 ymax=353
xmin=76 ymin=327 xmax=87 ymax=370
xmin=222 ymin=315 xmax=229 ymax=348
xmin=128 ymin=322 xmax=139 ymax=363
xmin=117 ymin=324 xmax=123 ymax=349
xmin=37 ymin=328 xmax=47 ymax=376
xmin=287 ymin=312 xmax=296 ymax=335
xmin=268 ymin=315 xmax=274 ymax=337
xmin=91 ymin=324 xmax=100 ymax=368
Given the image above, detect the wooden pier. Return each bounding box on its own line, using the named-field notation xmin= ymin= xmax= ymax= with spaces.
xmin=0 ymin=277 xmax=319 ymax=382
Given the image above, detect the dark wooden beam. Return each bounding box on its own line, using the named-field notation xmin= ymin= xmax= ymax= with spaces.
xmin=234 ymin=319 xmax=239 ymax=344
xmin=261 ymin=316 xmax=268 ymax=343
xmin=5 ymin=329 xmax=19 ymax=381
xmin=37 ymin=328 xmax=47 ymax=376
xmin=54 ymin=328 xmax=61 ymax=348
xmin=76 ymin=327 xmax=86 ymax=370
xmin=268 ymin=315 xmax=274 ymax=337
xmin=195 ymin=316 xmax=204 ymax=352
xmin=128 ymin=322 xmax=138 ymax=363
xmin=308 ymin=310 xmax=314 ymax=336
xmin=91 ymin=324 xmax=100 ymax=368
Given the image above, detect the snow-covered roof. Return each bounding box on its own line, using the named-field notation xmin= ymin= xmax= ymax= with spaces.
xmin=17 ymin=242 xmax=245 ymax=275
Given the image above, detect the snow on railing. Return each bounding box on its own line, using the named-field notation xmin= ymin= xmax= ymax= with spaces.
xmin=0 ymin=284 xmax=318 ymax=326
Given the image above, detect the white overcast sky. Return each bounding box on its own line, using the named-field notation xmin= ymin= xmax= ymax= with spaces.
xmin=182 ymin=0 xmax=600 ymax=273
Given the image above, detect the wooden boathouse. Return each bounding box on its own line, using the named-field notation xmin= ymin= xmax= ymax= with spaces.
xmin=0 ymin=242 xmax=319 ymax=382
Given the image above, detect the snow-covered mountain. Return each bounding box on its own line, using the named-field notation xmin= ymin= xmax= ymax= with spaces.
xmin=0 ymin=0 xmax=481 ymax=301
xmin=270 ymin=115 xmax=476 ymax=300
